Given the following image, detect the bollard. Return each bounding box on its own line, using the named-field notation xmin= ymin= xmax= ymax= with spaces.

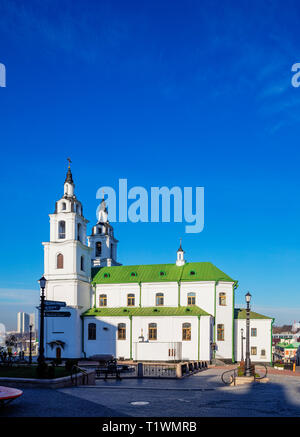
xmin=137 ymin=362 xmax=143 ymax=378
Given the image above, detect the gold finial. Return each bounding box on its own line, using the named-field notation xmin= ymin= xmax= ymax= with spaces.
xmin=67 ymin=157 xmax=72 ymax=168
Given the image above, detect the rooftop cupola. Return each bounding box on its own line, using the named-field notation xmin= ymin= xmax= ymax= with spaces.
xmin=98 ymin=197 xmax=108 ymax=224
xmin=176 ymin=239 xmax=186 ymax=266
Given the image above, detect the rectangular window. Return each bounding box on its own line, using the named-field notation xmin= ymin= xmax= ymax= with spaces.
xmin=187 ymin=294 xmax=196 ymax=306
xmin=217 ymin=324 xmax=224 ymax=341
xmin=118 ymin=324 xmax=126 ymax=340
xmin=99 ymin=295 xmax=107 ymax=307
xmin=251 ymin=328 xmax=257 ymax=337
xmin=219 ymin=293 xmax=226 ymax=306
xmin=148 ymin=323 xmax=157 ymax=340
xmin=251 ymin=347 xmax=257 ymax=355
xmin=127 ymin=294 xmax=135 ymax=306
xmin=261 ymin=349 xmax=266 ymax=357
xmin=182 ymin=323 xmax=191 ymax=341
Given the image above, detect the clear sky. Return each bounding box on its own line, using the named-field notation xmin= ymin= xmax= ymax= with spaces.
xmin=0 ymin=0 xmax=300 ymax=330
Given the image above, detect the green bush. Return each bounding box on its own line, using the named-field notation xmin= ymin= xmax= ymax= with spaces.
xmin=48 ymin=364 xmax=55 ymax=379
xmin=36 ymin=362 xmax=48 ymax=379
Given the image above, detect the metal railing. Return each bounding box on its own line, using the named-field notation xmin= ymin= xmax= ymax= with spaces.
xmin=221 ymin=363 xmax=268 ymax=385
xmin=143 ymin=363 xmax=177 ymax=378
xmin=221 ymin=367 xmax=239 ymax=386
xmin=254 ymin=363 xmax=268 ymax=380
xmin=71 ymin=365 xmax=89 ymax=385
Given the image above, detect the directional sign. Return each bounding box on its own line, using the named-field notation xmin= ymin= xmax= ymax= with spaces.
xmin=44 ymin=300 xmax=66 ymax=307
xmin=37 ymin=305 xmax=61 ymax=311
xmin=45 ymin=311 xmax=71 ymax=318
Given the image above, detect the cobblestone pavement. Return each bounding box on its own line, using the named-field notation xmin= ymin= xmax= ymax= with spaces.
xmin=1 ymin=368 xmax=300 ymax=417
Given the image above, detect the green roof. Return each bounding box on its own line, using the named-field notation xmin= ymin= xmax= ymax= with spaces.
xmin=277 ymin=342 xmax=300 ymax=349
xmin=92 ymin=262 xmax=235 ymax=285
xmin=82 ymin=305 xmax=211 ymax=317
xmin=234 ymin=308 xmax=272 ymax=320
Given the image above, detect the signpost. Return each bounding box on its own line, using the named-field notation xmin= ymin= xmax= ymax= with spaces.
xmin=44 ymin=311 xmax=71 ymax=318
xmin=44 ymin=300 xmax=66 ymax=307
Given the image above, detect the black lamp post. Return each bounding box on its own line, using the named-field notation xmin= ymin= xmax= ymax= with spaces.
xmin=29 ymin=324 xmax=32 ymax=364
xmin=244 ymin=292 xmax=252 ymax=376
xmin=241 ymin=328 xmax=245 ymax=362
xmin=38 ymin=275 xmax=46 ymax=364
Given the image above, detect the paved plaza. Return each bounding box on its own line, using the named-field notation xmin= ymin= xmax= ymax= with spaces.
xmin=1 ymin=368 xmax=300 ymax=417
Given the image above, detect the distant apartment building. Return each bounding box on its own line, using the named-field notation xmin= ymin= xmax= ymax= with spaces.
xmin=17 ymin=312 xmax=30 ymax=334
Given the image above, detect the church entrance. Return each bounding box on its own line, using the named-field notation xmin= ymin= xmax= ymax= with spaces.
xmin=56 ymin=347 xmax=61 ymax=359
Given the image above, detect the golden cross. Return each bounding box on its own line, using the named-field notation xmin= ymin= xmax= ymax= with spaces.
xmin=67 ymin=157 xmax=72 ymax=168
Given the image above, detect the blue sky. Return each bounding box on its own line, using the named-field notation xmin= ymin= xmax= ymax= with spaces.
xmin=0 ymin=0 xmax=300 ymax=330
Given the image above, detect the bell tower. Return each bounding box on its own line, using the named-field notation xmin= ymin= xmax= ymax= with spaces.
xmin=87 ymin=197 xmax=121 ymax=267
xmin=42 ymin=160 xmax=92 ymax=309
xmin=176 ymin=239 xmax=186 ymax=266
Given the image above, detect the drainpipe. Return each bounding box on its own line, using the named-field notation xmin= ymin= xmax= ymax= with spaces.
xmin=178 ymin=281 xmax=181 ymax=307
xmin=198 ymin=316 xmax=201 ymax=361
xmin=93 ymin=283 xmax=96 ymax=308
xmin=139 ymin=282 xmax=142 ymax=308
xmin=232 ymin=282 xmax=237 ymax=363
xmin=81 ymin=316 xmax=86 ymax=358
xmin=270 ymin=318 xmax=275 ymax=365
xmin=213 ymin=281 xmax=217 ymax=359
xmin=129 ymin=315 xmax=133 ymax=360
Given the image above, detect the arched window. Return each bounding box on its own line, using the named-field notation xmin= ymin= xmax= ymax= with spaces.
xmin=182 ymin=323 xmax=191 ymax=341
xmin=58 ymin=221 xmax=66 ymax=239
xmin=187 ymin=292 xmax=196 ymax=306
xmin=57 ymin=253 xmax=64 ymax=269
xmin=99 ymin=294 xmax=107 ymax=307
xmin=96 ymin=242 xmax=102 ymax=257
xmin=156 ymin=293 xmax=164 ymax=306
xmin=127 ymin=294 xmax=135 ymax=306
xmin=77 ymin=223 xmax=82 ymax=242
xmin=118 ymin=323 xmax=126 ymax=340
xmin=148 ymin=323 xmax=157 ymax=340
xmin=219 ymin=292 xmax=226 ymax=306
xmin=217 ymin=324 xmax=224 ymax=341
xmin=88 ymin=323 xmax=96 ymax=340
xmin=61 ymin=202 xmax=66 ymax=211
xmin=80 ymin=255 xmax=84 ymax=271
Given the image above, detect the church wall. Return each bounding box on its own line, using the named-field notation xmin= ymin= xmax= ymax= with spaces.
xmin=215 ymin=282 xmax=234 ymax=359
xmin=84 ymin=316 xmax=130 ymax=358
xmin=180 ymin=281 xmax=215 ymax=314
xmin=95 ymin=283 xmax=140 ymax=308
xmin=83 ymin=315 xmax=212 ymax=361
xmin=45 ymin=308 xmax=82 ymax=359
xmin=234 ymin=318 xmax=272 ymax=363
xmin=141 ymin=282 xmax=179 ymax=307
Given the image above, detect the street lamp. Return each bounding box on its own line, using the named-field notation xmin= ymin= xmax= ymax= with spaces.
xmin=244 ymin=292 xmax=252 ymax=376
xmin=29 ymin=324 xmax=33 ymax=364
xmin=38 ymin=275 xmax=46 ymax=364
xmin=240 ymin=328 xmax=245 ymax=362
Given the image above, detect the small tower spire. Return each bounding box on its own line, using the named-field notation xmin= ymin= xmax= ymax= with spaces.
xmin=176 ymin=238 xmax=186 ymax=266
xmin=64 ymin=158 xmax=75 ymax=197
xmin=65 ymin=158 xmax=74 ymax=185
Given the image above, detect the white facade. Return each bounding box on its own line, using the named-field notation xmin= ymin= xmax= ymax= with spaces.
xmin=83 ymin=315 xmax=213 ymax=362
xmin=234 ymin=318 xmax=273 ymax=363
xmin=42 ymin=165 xmax=273 ymax=362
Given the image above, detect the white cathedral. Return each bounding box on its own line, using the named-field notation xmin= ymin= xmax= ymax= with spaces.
xmin=42 ymin=164 xmax=273 ymax=363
